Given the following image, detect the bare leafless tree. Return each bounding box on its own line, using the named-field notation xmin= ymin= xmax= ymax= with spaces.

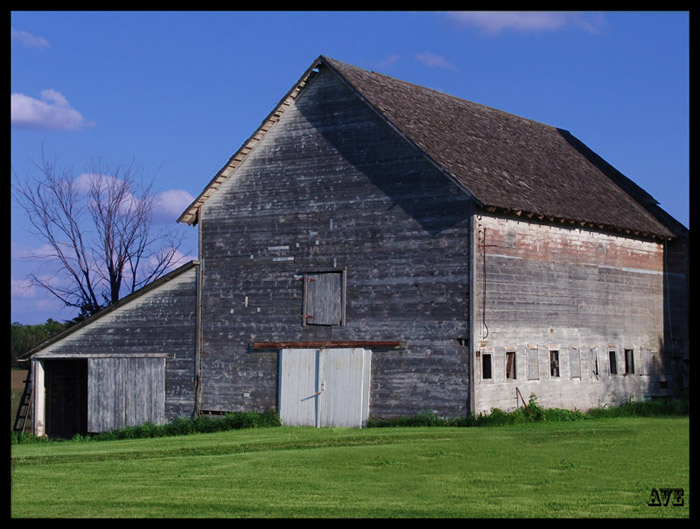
xmin=13 ymin=155 xmax=185 ymax=319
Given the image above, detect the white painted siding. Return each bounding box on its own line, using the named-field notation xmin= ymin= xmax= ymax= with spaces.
xmin=278 ymin=349 xmax=319 ymax=426
xmin=472 ymin=214 xmax=669 ymax=414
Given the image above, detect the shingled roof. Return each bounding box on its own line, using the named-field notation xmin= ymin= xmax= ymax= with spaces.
xmin=180 ymin=55 xmax=677 ymax=238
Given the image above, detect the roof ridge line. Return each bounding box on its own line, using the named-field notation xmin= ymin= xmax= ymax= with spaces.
xmin=322 ymin=55 xmax=561 ymax=132
xmin=320 ymin=56 xmax=484 ymax=207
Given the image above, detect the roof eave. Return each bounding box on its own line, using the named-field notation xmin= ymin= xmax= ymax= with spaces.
xmin=480 ymin=204 xmax=674 ymax=240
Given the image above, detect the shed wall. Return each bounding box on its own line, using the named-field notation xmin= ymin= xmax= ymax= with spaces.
xmin=31 ymin=265 xmax=198 ymax=435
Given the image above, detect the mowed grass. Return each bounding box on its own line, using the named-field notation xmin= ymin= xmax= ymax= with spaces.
xmin=11 ymin=417 xmax=689 ymax=518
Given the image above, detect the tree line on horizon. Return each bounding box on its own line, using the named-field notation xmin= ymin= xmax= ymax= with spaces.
xmin=10 ymin=319 xmax=72 ymax=369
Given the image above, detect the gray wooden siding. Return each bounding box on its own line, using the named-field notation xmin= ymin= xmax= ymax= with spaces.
xmin=88 ymin=357 xmax=165 ymax=432
xmin=663 ymin=236 xmax=689 ymax=395
xmin=199 ymin=67 xmax=473 ymax=419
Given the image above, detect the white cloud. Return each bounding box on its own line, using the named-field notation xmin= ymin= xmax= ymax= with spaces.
xmin=147 ymin=246 xmax=197 ymax=271
xmin=442 ymin=11 xmax=606 ymax=35
xmin=416 ymin=52 xmax=457 ymax=70
xmin=372 ymin=54 xmax=402 ymax=70
xmin=10 ymin=278 xmax=67 ymax=323
xmin=11 ymin=27 xmax=50 ymax=48
xmin=73 ymin=173 xmax=193 ymax=223
xmin=12 ymin=242 xmax=57 ymax=260
xmin=153 ymin=189 xmax=195 ymax=222
xmin=11 ymin=89 xmax=94 ymax=131
xmin=74 ymin=172 xmax=127 ymax=195
xmin=11 ymin=278 xmax=37 ymax=299
xmin=11 ymin=270 xmax=69 ymax=300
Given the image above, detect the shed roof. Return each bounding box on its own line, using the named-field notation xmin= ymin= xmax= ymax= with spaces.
xmin=179 ymin=55 xmax=679 ymax=238
xmin=18 ymin=260 xmax=199 ymax=360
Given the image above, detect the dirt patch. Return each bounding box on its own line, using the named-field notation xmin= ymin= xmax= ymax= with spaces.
xmin=11 ymin=370 xmax=29 ymax=429
xmin=12 ymin=369 xmax=29 ymax=392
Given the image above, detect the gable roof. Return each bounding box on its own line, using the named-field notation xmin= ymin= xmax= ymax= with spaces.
xmin=179 ymin=55 xmax=678 ymax=239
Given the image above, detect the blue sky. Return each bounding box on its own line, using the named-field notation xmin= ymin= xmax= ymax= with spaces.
xmin=11 ymin=11 xmax=689 ymax=324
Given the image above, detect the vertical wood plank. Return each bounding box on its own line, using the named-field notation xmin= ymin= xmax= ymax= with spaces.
xmin=279 ymin=349 xmax=319 ymax=426
xmin=305 ymin=272 xmax=343 ymax=325
xmin=88 ymin=357 xmax=166 ymax=432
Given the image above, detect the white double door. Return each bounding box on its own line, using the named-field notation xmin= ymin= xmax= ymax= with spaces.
xmin=278 ymin=348 xmax=371 ymax=428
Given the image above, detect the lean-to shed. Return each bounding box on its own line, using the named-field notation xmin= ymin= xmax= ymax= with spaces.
xmin=21 ymin=262 xmax=199 ymax=438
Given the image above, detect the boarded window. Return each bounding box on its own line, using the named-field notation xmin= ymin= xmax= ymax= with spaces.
xmin=624 ymin=349 xmax=635 ymax=374
xmin=504 ymin=228 xmax=517 ymax=248
xmin=527 ymin=347 xmax=539 ymax=380
xmin=482 ymin=353 xmax=492 ymax=380
xmin=638 ymin=349 xmax=652 ymax=375
xmin=505 ymin=351 xmax=516 ymax=379
xmin=569 ymin=347 xmax=581 ymax=378
xmin=550 ymin=350 xmax=560 ymax=377
xmin=303 ymin=270 xmax=346 ymax=326
xmin=609 ymin=349 xmax=618 ymax=375
xmin=590 ymin=348 xmax=599 ymax=377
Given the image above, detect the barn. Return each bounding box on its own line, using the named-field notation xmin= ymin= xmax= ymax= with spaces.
xmin=21 ymin=55 xmax=688 ymax=437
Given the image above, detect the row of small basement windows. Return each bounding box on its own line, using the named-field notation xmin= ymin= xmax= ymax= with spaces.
xmin=481 ymin=347 xmax=638 ymax=381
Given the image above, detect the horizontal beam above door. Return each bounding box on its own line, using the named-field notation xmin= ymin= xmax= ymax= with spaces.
xmin=251 ymin=341 xmax=401 ymax=350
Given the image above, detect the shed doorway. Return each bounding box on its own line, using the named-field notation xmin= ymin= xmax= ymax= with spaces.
xmin=34 ymin=356 xmax=166 ymax=438
xmin=43 ymin=358 xmax=88 ymax=439
xmin=278 ymin=348 xmax=371 ymax=428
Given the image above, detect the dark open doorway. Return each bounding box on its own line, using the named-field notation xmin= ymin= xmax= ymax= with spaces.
xmin=44 ymin=359 xmax=88 ymax=439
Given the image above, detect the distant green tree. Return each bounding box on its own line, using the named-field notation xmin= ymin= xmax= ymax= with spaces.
xmin=10 ymin=319 xmax=70 ymax=368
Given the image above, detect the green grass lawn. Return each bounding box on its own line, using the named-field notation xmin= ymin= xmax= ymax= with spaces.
xmin=11 ymin=417 xmax=689 ymax=518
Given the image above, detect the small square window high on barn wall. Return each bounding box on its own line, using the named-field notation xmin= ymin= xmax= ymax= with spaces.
xmin=302 ymin=269 xmax=346 ymax=326
xmin=504 ymin=228 xmax=517 ymax=248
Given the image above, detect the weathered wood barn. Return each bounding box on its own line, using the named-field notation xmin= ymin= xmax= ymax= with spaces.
xmin=22 ymin=55 xmax=688 ymax=437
